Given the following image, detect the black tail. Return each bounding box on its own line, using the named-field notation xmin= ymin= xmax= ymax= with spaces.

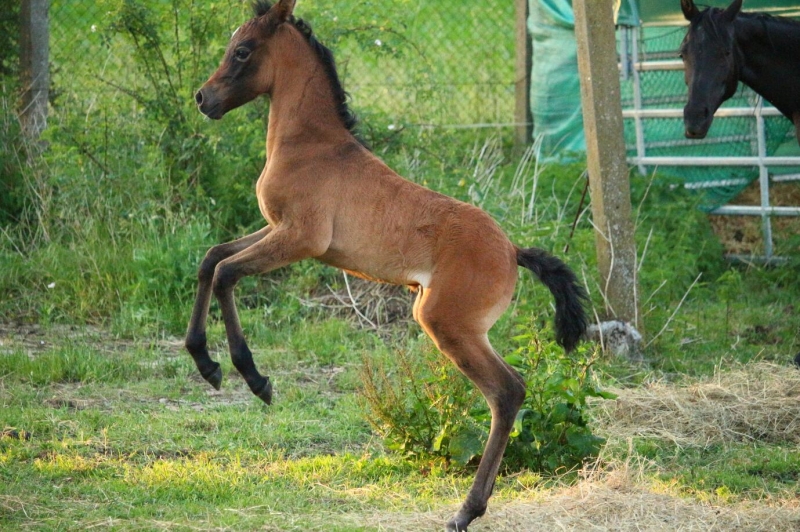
xmin=516 ymin=247 xmax=588 ymax=352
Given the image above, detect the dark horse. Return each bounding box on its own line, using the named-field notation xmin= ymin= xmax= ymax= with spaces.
xmin=680 ymin=0 xmax=800 ymax=145
xmin=186 ymin=1 xmax=587 ymax=530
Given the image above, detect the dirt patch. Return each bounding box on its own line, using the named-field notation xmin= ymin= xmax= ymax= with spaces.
xmin=709 ymin=181 xmax=800 ymax=256
xmin=0 ymin=322 xmax=186 ymax=359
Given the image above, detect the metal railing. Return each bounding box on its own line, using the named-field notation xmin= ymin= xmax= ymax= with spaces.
xmin=620 ymin=29 xmax=800 ymax=263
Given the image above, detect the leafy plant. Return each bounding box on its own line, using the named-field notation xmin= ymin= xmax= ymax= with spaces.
xmin=359 ymin=322 xmax=615 ymax=473
xmin=359 ymin=343 xmax=483 ymax=467
xmin=502 ymin=325 xmax=614 ymax=473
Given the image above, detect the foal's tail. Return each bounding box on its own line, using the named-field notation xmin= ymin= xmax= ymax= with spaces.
xmin=516 ymin=247 xmax=588 ymax=353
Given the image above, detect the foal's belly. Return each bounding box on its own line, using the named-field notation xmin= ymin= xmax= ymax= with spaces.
xmin=317 ymin=246 xmax=424 ymax=287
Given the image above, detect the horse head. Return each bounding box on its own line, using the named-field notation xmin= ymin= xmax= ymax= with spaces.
xmin=195 ymin=0 xmax=296 ymax=119
xmin=679 ymin=0 xmax=743 ymax=139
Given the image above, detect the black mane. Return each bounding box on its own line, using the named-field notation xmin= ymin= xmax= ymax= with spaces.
xmin=251 ymin=1 xmax=363 ymax=144
xmin=253 ymin=0 xmax=272 ymax=17
xmin=696 ymin=6 xmax=800 ymax=38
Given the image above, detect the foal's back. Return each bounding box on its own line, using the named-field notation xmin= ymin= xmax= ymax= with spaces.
xmin=267 ymin=135 xmax=517 ymax=290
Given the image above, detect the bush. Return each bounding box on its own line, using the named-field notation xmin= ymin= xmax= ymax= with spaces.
xmin=502 ymin=326 xmax=614 ymax=472
xmin=360 ymin=322 xmax=614 ymax=473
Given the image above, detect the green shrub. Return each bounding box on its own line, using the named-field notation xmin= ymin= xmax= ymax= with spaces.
xmin=0 ymin=95 xmax=26 ymax=225
xmin=360 ymin=322 xmax=614 ymax=473
xmin=502 ymin=326 xmax=614 ymax=472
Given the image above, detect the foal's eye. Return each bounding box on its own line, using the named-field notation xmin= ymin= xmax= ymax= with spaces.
xmin=234 ymin=47 xmax=251 ymax=62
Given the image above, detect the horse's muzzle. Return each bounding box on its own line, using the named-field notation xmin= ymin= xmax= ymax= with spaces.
xmin=683 ymin=105 xmax=712 ymax=139
xmin=684 ymin=126 xmax=709 ymax=139
xmin=195 ymin=88 xmax=224 ymax=120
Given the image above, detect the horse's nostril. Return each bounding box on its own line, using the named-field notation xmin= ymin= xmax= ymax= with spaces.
xmin=703 ymin=107 xmax=710 ymax=119
xmin=195 ymin=90 xmax=204 ymax=106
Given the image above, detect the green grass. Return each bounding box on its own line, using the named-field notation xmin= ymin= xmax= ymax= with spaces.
xmin=2 ymin=319 xmax=799 ymax=530
xmin=2 ymin=1 xmax=800 ymax=529
xmin=630 ymin=439 xmax=800 ymax=501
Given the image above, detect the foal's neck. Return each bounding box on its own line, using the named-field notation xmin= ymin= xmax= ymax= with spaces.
xmin=735 ymin=15 xmax=800 ymax=117
xmin=265 ymin=28 xmax=352 ymax=160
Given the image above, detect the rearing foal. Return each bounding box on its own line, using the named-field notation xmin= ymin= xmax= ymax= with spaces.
xmin=187 ymin=1 xmax=587 ymax=530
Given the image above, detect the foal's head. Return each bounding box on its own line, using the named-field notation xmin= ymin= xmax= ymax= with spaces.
xmin=679 ymin=0 xmax=743 ymax=139
xmin=195 ymin=0 xmax=297 ymax=119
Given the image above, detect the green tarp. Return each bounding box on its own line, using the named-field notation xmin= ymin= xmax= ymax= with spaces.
xmin=528 ymin=0 xmax=639 ymax=158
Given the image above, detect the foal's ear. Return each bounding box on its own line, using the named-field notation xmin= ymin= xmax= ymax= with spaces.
xmin=722 ymin=0 xmax=743 ymax=22
xmin=681 ymin=0 xmax=699 ymax=21
xmin=271 ymin=0 xmax=297 ymax=22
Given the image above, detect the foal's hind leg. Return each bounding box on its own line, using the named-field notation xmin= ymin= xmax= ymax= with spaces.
xmin=414 ymin=286 xmax=525 ymax=531
xmin=185 ymin=227 xmax=271 ymax=390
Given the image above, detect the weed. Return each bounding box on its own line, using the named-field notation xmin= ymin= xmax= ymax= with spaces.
xmin=359 ymin=322 xmax=614 ymax=473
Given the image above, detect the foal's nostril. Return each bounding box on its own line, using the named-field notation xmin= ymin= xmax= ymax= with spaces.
xmin=195 ymin=90 xmax=204 ymax=106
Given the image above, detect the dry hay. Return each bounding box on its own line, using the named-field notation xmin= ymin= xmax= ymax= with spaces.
xmin=300 ymin=273 xmax=414 ymax=330
xmin=709 ymin=181 xmax=800 ymax=256
xmin=346 ymin=459 xmax=800 ymax=531
xmin=592 ymin=362 xmax=800 ymax=447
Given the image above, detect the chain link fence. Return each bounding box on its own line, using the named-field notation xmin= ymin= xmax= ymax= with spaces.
xmin=48 ymin=0 xmax=517 ymax=128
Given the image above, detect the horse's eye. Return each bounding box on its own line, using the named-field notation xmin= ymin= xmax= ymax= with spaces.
xmin=234 ymin=47 xmax=251 ymax=62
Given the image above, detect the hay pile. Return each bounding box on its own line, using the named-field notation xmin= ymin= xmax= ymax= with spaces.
xmin=350 ymin=459 xmax=800 ymax=531
xmin=349 ymin=362 xmax=800 ymax=531
xmin=593 ymin=362 xmax=800 ymax=446
xmin=300 ymin=274 xmax=413 ymax=329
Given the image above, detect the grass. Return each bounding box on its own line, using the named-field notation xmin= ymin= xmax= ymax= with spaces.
xmin=2 ymin=324 xmax=799 ymax=530
xmin=2 ymin=1 xmax=800 ymax=529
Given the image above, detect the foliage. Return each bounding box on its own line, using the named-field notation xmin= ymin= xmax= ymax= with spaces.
xmin=0 ymin=95 xmax=27 ymax=225
xmin=359 ymin=342 xmax=483 ymax=467
xmin=106 ymin=0 xmax=255 ymax=201
xmin=360 ymin=323 xmax=614 ymax=473
xmin=0 ymin=0 xmax=18 ymax=77
xmin=502 ymin=326 xmax=614 ymax=472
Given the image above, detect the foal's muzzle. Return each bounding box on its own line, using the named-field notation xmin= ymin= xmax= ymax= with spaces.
xmin=194 ymin=87 xmax=225 ymax=120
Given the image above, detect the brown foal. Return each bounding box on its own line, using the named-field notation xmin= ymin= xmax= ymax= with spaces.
xmin=186 ymin=1 xmax=588 ymax=530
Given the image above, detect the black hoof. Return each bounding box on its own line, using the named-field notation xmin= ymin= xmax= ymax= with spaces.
xmin=445 ymin=518 xmax=469 ymax=532
xmin=202 ymin=363 xmax=223 ymax=390
xmin=255 ymin=377 xmax=272 ymax=405
xmin=446 ymin=504 xmax=484 ymax=531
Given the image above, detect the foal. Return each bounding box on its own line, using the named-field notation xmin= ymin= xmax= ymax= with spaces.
xmin=680 ymin=0 xmax=800 ymax=145
xmin=186 ymin=1 xmax=588 ymax=530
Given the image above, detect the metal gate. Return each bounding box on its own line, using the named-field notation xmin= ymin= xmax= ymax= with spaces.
xmin=619 ymin=26 xmax=800 ymax=263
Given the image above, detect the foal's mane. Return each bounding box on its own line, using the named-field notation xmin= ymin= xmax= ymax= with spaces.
xmin=252 ymin=1 xmax=363 ymax=145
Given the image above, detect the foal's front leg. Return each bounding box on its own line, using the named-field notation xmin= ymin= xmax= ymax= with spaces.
xmin=212 ymin=227 xmax=327 ymax=404
xmin=185 ymin=227 xmax=272 ymax=390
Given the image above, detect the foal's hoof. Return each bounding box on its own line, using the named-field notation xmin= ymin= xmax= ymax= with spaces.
xmin=446 ymin=505 xmax=483 ymax=532
xmin=202 ymin=364 xmax=223 ymax=391
xmin=255 ymin=377 xmax=273 ymax=405
xmin=445 ymin=518 xmax=469 ymax=532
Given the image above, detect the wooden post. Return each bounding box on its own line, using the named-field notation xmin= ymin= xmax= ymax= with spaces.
xmin=514 ymin=0 xmax=532 ymax=153
xmin=20 ymin=0 xmax=49 ymax=139
xmin=573 ymin=0 xmax=640 ymax=329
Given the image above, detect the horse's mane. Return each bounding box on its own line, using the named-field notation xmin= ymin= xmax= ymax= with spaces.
xmin=251 ymin=1 xmax=364 ymax=145
xmin=696 ymin=5 xmax=800 ymax=44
